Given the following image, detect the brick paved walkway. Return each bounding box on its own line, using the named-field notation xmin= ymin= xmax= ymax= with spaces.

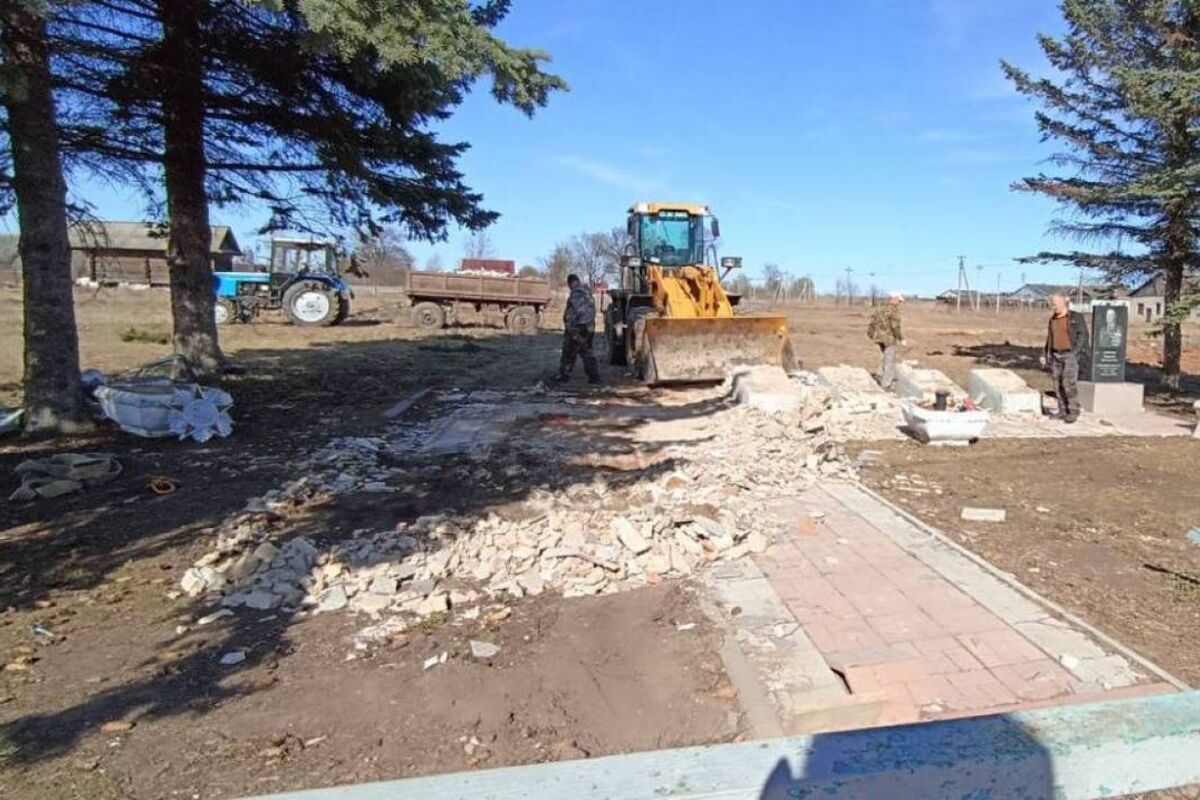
xmin=754 ymin=483 xmax=1179 ymax=727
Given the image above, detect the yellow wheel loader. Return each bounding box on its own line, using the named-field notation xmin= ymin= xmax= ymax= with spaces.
xmin=603 ymin=202 xmax=796 ymax=384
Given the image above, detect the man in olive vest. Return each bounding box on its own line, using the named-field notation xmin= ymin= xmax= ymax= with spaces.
xmin=867 ymin=292 xmax=905 ymax=390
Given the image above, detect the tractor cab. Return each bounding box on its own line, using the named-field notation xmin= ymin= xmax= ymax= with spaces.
xmin=270 ymin=238 xmax=340 ymax=277
xmin=213 ymin=236 xmax=351 ymax=327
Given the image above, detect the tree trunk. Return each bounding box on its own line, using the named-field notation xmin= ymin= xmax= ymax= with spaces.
xmin=1161 ymin=257 xmax=1184 ymax=391
xmin=1 ymin=3 xmax=91 ymax=434
xmin=158 ymin=0 xmax=223 ymax=377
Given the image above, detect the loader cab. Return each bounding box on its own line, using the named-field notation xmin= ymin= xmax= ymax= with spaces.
xmin=625 ymin=203 xmax=718 ymax=268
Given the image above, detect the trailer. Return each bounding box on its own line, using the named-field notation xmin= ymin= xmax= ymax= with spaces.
xmin=404 ymin=270 xmax=552 ymax=333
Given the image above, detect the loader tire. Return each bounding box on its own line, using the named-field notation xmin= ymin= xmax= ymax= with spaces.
xmin=284 ymin=281 xmax=341 ymax=327
xmin=605 ymin=309 xmax=627 ymax=366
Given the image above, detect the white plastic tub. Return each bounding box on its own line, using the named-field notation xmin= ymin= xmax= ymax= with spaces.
xmin=93 ymin=382 xmax=180 ymax=437
xmin=901 ymin=402 xmax=990 ymax=446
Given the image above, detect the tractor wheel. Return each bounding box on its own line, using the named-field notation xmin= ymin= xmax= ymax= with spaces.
xmin=214 ymin=298 xmax=237 ymax=326
xmin=334 ymin=294 xmax=351 ymax=325
xmin=412 ymin=301 xmax=445 ymax=330
xmin=283 ymin=280 xmax=340 ymax=326
xmin=505 ymin=305 xmax=538 ymax=335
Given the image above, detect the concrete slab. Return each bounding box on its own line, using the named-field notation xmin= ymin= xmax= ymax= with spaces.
xmin=1079 ymin=381 xmax=1144 ymax=416
xmin=969 ymin=368 xmax=1041 ymax=415
xmin=730 ymin=366 xmax=804 ymax=414
xmin=896 ymin=364 xmax=967 ymax=405
xmin=816 ymin=365 xmax=896 ymax=413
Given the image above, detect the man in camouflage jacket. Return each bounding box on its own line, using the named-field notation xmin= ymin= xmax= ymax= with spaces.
xmin=555 ymin=274 xmax=600 ymax=384
xmin=867 ymin=292 xmax=905 ymax=390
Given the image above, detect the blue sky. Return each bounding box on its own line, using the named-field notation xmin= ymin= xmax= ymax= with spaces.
xmin=73 ymin=0 xmax=1081 ymax=296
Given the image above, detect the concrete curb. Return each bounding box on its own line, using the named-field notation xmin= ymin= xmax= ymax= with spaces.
xmin=243 ymin=691 xmax=1200 ymax=799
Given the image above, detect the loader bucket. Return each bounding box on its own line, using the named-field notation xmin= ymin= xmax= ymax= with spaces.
xmin=638 ymin=315 xmax=797 ymax=385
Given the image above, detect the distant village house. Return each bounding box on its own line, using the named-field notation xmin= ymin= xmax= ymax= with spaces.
xmin=69 ymin=222 xmax=242 ymax=285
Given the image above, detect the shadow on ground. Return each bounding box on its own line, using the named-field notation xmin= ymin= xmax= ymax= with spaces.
xmin=0 ymin=329 xmax=736 ymax=768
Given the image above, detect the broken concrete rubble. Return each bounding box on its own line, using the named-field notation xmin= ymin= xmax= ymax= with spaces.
xmin=179 ymin=383 xmax=860 ymax=637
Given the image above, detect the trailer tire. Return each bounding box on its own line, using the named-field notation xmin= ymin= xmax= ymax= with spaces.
xmin=412 ymin=301 xmax=445 ymax=330
xmin=214 ymin=298 xmax=237 ymax=326
xmin=505 ymin=305 xmax=538 ymax=335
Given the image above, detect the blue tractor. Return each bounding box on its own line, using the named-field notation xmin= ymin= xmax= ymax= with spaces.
xmin=213 ymin=237 xmax=351 ymax=326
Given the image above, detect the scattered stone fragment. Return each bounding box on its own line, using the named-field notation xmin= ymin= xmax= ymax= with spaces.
xmin=101 ymin=721 xmax=135 ymax=733
xmin=417 ymin=593 xmax=449 ymax=616
xmin=368 ymin=576 xmax=398 ymax=596
xmin=961 ymin=507 xmax=1007 ymax=523
xmin=469 ymin=640 xmax=501 ymax=659
xmin=612 ymin=517 xmax=650 ymax=555
xmin=197 ymin=609 xmax=234 ymax=626
xmin=219 ymin=651 xmax=247 ymax=666
xmin=243 ymin=590 xmax=280 ymax=611
xmin=316 ymin=586 xmax=348 ymax=613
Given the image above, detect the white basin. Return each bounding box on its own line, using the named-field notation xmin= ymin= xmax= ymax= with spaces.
xmin=901 ymin=402 xmax=990 ymax=446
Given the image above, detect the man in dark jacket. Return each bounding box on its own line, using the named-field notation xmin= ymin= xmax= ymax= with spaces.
xmin=555 ymin=274 xmax=600 ymax=384
xmin=1041 ymin=294 xmax=1089 ymax=423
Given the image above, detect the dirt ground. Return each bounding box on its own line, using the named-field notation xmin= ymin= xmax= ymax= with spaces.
xmin=1 ymin=288 xmax=1199 ymax=797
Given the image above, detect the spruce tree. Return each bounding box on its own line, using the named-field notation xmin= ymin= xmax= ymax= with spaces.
xmin=0 ymin=1 xmax=91 ymax=433
xmin=47 ymin=0 xmax=565 ymax=374
xmin=1003 ymin=0 xmax=1200 ymax=389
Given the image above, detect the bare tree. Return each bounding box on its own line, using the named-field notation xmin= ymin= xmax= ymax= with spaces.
xmin=356 ymin=227 xmax=414 ymax=284
xmin=517 ymin=264 xmax=542 ymax=278
xmin=539 ymin=242 xmax=572 ymax=288
xmin=790 ymin=275 xmax=815 ymax=303
xmin=425 ymin=253 xmax=444 ymax=272
xmin=763 ymin=263 xmax=784 ymax=298
xmin=724 ymin=272 xmax=752 ymax=296
xmin=569 ymin=231 xmax=620 ymax=287
xmin=462 ymin=228 xmax=495 ymax=260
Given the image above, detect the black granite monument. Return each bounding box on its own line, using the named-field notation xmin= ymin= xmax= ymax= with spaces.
xmin=1088 ymin=301 xmax=1128 ymax=383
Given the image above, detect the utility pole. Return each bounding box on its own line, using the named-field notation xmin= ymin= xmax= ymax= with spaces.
xmin=956 ymin=255 xmax=968 ymax=313
xmin=996 ymin=269 xmax=1002 ymax=314
xmin=1077 ymin=267 xmax=1084 ymax=306
xmin=975 ymin=264 xmax=983 ymax=311
xmin=845 ymin=266 xmax=854 ymax=306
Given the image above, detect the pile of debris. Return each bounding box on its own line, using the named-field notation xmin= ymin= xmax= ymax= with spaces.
xmin=179 ymin=384 xmax=858 ymax=629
